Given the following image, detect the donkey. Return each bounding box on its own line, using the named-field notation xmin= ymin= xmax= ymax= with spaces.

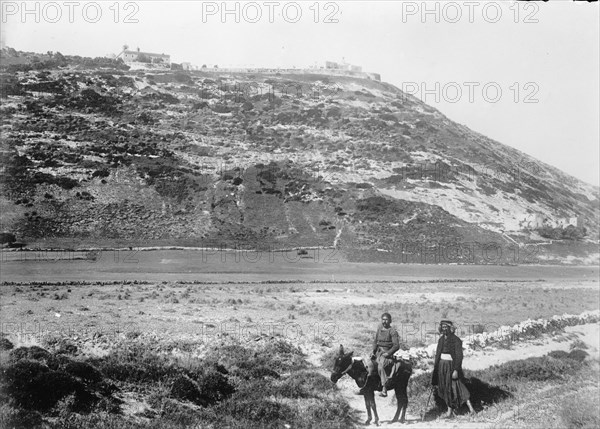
xmin=330 ymin=345 xmax=411 ymax=426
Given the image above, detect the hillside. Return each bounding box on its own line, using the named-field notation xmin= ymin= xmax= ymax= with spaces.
xmin=1 ymin=49 xmax=598 ymax=264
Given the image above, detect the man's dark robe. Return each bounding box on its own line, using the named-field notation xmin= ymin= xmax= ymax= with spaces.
xmin=431 ymin=332 xmax=464 ymax=385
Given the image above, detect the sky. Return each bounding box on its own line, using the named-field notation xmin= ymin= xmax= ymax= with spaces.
xmin=2 ymin=0 xmax=599 ymax=186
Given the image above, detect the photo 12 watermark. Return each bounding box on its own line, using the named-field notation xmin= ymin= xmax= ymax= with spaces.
xmin=401 ymin=81 xmax=540 ymax=104
xmin=400 ymin=1 xmax=540 ymax=24
xmin=200 ymin=1 xmax=341 ymax=24
xmin=1 ymin=1 xmax=141 ymax=24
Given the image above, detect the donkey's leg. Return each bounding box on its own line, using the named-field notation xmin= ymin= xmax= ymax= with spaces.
xmin=398 ymin=374 xmax=410 ymax=423
xmin=398 ymin=388 xmax=408 ymax=423
xmin=369 ymin=391 xmax=380 ymax=426
xmin=390 ymin=387 xmax=402 ymax=423
xmin=391 ymin=377 xmax=409 ymax=423
xmin=363 ymin=395 xmax=372 ymax=425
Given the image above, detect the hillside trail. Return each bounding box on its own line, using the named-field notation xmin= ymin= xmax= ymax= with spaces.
xmin=321 ymin=323 xmax=599 ymax=428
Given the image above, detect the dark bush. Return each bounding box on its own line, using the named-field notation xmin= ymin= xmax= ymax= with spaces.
xmin=9 ymin=346 xmax=57 ymax=368
xmin=170 ymin=375 xmax=205 ymax=406
xmin=196 ymin=370 xmax=235 ymax=404
xmin=548 ymin=350 xmax=569 ymax=360
xmin=92 ymin=169 xmax=110 ymax=178
xmin=29 ymin=371 xmax=83 ymax=410
xmin=0 ymin=337 xmax=14 ymax=350
xmin=567 ymin=349 xmax=588 ymax=363
xmin=63 ymin=361 xmax=103 ymax=383
xmin=3 ymin=360 xmax=83 ymax=410
xmin=3 ymin=359 xmax=49 ymax=389
xmin=0 ymin=232 xmax=16 ymax=244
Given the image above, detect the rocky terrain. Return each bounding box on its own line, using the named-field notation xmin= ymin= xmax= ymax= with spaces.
xmin=1 ymin=48 xmax=598 ymax=263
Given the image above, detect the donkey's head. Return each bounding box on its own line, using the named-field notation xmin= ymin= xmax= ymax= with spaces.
xmin=330 ymin=345 xmax=354 ymax=383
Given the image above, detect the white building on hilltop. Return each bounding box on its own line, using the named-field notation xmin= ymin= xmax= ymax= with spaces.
xmin=116 ymin=47 xmax=170 ymax=67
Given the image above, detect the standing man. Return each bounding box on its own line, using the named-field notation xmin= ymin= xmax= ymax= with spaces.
xmin=431 ymin=320 xmax=475 ymax=418
xmin=364 ymin=312 xmax=400 ymax=397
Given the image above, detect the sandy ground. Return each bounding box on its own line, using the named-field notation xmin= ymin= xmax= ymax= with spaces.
xmin=331 ymin=323 xmax=599 ymax=428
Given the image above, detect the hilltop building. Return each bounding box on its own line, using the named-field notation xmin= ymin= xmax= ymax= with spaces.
xmin=325 ymin=60 xmax=362 ymax=73
xmin=116 ymin=47 xmax=170 ymax=67
xmin=323 ymin=59 xmax=380 ymax=81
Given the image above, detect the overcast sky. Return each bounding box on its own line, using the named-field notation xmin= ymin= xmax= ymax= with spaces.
xmin=2 ymin=1 xmax=599 ymax=186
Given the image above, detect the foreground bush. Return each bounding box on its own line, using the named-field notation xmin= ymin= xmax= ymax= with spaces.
xmin=0 ymin=339 xmax=353 ymax=428
xmin=1 ymin=347 xmax=120 ymax=414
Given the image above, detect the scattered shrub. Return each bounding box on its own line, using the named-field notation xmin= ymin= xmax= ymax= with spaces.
xmin=170 ymin=375 xmax=205 ymax=406
xmin=196 ymin=369 xmax=235 ymax=404
xmin=0 ymin=338 xmax=14 ymax=350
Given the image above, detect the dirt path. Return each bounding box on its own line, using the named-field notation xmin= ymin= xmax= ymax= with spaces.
xmin=331 ymin=323 xmax=599 ymax=428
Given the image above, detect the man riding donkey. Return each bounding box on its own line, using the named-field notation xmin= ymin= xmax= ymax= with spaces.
xmin=431 ymin=320 xmax=476 ymax=418
xmin=361 ymin=312 xmax=400 ymax=397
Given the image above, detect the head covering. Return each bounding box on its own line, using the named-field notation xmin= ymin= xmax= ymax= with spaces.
xmin=439 ymin=320 xmax=456 ymax=334
xmin=381 ymin=312 xmax=392 ymax=322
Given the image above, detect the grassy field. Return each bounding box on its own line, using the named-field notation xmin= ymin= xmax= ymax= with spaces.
xmin=0 ymin=256 xmax=598 ymax=427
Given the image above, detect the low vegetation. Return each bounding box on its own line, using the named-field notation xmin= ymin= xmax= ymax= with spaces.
xmin=0 ymin=336 xmax=354 ymax=428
